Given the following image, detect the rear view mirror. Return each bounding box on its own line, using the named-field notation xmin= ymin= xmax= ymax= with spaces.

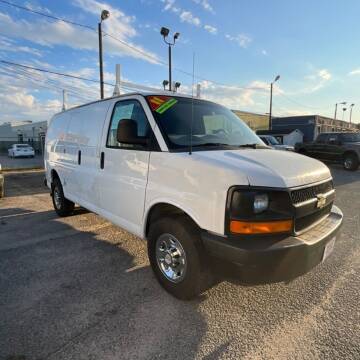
xmin=116 ymin=119 xmax=148 ymax=146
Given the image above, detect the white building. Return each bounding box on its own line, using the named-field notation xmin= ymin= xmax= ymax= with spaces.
xmin=0 ymin=120 xmax=48 ymax=153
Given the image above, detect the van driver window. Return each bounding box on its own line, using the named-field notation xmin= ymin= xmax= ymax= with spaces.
xmin=107 ymin=100 xmax=150 ymax=148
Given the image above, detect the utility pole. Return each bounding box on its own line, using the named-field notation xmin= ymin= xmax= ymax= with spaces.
xmin=98 ymin=10 xmax=110 ymax=99
xmin=62 ymin=89 xmax=67 ymax=111
xmin=334 ymin=101 xmax=346 ymax=120
xmin=349 ymin=103 xmax=355 ymax=124
xmin=113 ymin=64 xmax=121 ymax=96
xmin=269 ymin=75 xmax=280 ymax=130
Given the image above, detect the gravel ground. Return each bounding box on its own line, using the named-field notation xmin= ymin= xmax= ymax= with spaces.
xmin=0 ymin=167 xmax=359 ymax=360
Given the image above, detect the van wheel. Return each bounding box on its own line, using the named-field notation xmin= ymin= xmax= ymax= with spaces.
xmin=343 ymin=153 xmax=359 ymax=171
xmin=51 ymin=177 xmax=74 ymax=216
xmin=148 ymin=216 xmax=208 ymax=300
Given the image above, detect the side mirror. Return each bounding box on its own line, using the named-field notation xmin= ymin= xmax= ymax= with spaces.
xmin=116 ymin=119 xmax=148 ymax=146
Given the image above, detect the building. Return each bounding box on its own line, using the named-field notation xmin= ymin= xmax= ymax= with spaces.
xmin=0 ymin=120 xmax=48 ymax=153
xmin=271 ymin=115 xmax=359 ymax=143
xmin=256 ymin=129 xmax=304 ymax=146
xmin=233 ymin=110 xmax=269 ymax=131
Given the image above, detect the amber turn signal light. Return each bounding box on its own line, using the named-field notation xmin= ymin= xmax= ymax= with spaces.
xmin=230 ymin=219 xmax=293 ymax=234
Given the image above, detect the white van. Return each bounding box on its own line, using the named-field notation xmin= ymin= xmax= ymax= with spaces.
xmin=45 ymin=92 xmax=343 ymax=299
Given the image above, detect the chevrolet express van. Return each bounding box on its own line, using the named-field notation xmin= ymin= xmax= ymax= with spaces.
xmin=45 ymin=93 xmax=343 ymax=299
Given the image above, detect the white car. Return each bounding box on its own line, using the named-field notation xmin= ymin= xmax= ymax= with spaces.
xmin=45 ymin=92 xmax=343 ymax=299
xmin=259 ymin=135 xmax=294 ymax=151
xmin=8 ymin=144 xmax=35 ymax=158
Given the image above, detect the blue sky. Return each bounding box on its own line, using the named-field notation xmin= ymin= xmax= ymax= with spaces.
xmin=0 ymin=0 xmax=360 ymax=123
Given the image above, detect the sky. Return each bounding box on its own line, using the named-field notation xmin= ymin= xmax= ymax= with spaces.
xmin=0 ymin=0 xmax=360 ymax=124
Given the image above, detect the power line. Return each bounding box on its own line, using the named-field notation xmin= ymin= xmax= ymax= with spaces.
xmin=278 ymin=93 xmax=323 ymax=110
xmin=0 ymin=0 xmax=269 ymax=92
xmin=0 ymin=0 xmax=93 ymax=30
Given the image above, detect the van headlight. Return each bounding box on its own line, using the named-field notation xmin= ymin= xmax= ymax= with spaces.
xmin=226 ymin=187 xmax=294 ymax=235
xmin=253 ymin=194 xmax=269 ymax=214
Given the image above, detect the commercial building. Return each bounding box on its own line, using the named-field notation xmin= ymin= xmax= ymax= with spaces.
xmin=0 ymin=120 xmax=47 ymax=153
xmin=271 ymin=115 xmax=359 ymax=143
xmin=232 ymin=110 xmax=269 ymax=131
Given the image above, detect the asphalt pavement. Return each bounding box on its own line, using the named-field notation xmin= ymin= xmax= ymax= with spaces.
xmin=0 ymin=167 xmax=359 ymax=360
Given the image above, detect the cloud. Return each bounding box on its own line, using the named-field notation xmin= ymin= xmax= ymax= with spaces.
xmin=304 ymin=68 xmax=332 ymax=93
xmin=162 ymin=0 xmax=201 ymax=27
xmin=179 ymin=11 xmax=201 ymax=26
xmin=189 ymin=80 xmax=273 ymax=110
xmin=0 ymin=36 xmax=43 ymax=57
xmin=349 ymin=68 xmax=360 ymax=76
xmin=191 ymin=0 xmax=214 ymax=13
xmin=225 ymin=33 xmax=252 ymax=48
xmin=161 ymin=0 xmax=181 ymax=13
xmin=0 ymin=4 xmax=161 ymax=64
xmin=318 ymin=69 xmax=331 ymax=81
xmin=204 ymin=24 xmax=217 ymax=35
xmin=261 ymin=49 xmax=268 ymax=56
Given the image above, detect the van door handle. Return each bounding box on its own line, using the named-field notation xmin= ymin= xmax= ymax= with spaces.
xmin=78 ymin=150 xmax=81 ymax=165
xmin=100 ymin=152 xmax=105 ymax=169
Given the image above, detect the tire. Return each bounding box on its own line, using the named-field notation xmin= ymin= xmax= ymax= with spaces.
xmin=298 ymin=148 xmax=307 ymax=155
xmin=51 ymin=177 xmax=75 ymax=216
xmin=148 ymin=216 xmax=209 ymax=300
xmin=343 ymin=153 xmax=359 ymax=171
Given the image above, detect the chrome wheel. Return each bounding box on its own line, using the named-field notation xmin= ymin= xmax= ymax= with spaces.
xmin=344 ymin=157 xmax=353 ymax=170
xmin=155 ymin=233 xmax=187 ymax=283
xmin=53 ymin=186 xmax=62 ymax=209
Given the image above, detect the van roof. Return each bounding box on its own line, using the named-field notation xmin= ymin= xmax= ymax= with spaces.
xmin=57 ymin=91 xmax=197 ymax=115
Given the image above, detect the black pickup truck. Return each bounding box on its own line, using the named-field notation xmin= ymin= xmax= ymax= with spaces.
xmin=294 ymin=132 xmax=360 ymax=171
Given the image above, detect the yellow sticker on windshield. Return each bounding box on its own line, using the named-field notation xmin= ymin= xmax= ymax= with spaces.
xmin=148 ymin=96 xmax=178 ymax=114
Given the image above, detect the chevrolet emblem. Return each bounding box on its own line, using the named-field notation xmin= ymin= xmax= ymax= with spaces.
xmin=316 ymin=194 xmax=327 ymax=209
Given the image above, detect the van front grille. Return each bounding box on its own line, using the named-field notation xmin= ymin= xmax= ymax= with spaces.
xmin=295 ymin=203 xmax=332 ymax=233
xmin=290 ymin=180 xmax=333 ymax=205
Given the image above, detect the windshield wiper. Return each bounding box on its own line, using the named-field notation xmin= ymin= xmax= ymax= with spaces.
xmin=191 ymin=142 xmax=231 ymax=147
xmin=237 ymin=143 xmax=260 ymax=149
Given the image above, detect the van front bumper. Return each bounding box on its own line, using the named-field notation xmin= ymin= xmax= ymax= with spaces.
xmin=201 ymin=205 xmax=343 ymax=284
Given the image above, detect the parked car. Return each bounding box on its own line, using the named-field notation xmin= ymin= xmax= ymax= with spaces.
xmin=295 ymin=132 xmax=360 ymax=171
xmin=259 ymin=135 xmax=294 ymax=151
xmin=45 ymin=93 xmax=343 ymax=299
xmin=8 ymin=144 xmax=35 ymax=158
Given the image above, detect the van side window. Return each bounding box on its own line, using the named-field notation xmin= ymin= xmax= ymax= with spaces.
xmin=107 ymin=100 xmax=150 ymax=149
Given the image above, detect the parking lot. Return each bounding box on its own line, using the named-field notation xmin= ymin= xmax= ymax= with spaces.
xmin=0 ymin=167 xmax=359 ymax=360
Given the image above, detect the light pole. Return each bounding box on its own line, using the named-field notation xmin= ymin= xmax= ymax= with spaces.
xmin=98 ymin=9 xmax=110 ymax=99
xmin=349 ymin=103 xmax=355 ymax=124
xmin=269 ymin=75 xmax=280 ymax=130
xmin=334 ymin=101 xmax=346 ymax=120
xmin=342 ymin=107 xmax=347 ymax=121
xmin=160 ymin=27 xmax=180 ymax=91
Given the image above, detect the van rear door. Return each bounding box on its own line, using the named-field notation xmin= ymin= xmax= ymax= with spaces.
xmin=97 ymin=98 xmax=153 ymax=236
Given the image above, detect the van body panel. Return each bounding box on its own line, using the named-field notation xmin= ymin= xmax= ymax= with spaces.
xmin=144 ymin=151 xmax=249 ymax=236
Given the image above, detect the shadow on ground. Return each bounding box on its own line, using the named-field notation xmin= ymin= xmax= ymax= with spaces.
xmin=0 ymin=208 xmax=211 ymax=360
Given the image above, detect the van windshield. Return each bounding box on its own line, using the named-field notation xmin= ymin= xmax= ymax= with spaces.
xmin=146 ymin=96 xmax=264 ymax=151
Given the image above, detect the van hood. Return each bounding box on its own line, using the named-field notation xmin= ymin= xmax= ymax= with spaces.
xmin=196 ymin=149 xmax=331 ymax=188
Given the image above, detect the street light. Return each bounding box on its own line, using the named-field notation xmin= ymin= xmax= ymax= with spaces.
xmin=269 ymin=75 xmax=280 ymax=130
xmin=334 ymin=101 xmax=346 ymax=121
xmin=162 ymin=80 xmax=169 ymax=91
xmin=342 ymin=107 xmax=347 ymax=121
xmin=98 ymin=9 xmax=110 ymax=99
xmin=160 ymin=27 xmax=180 ymax=91
xmin=349 ymin=103 xmax=355 ymax=124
